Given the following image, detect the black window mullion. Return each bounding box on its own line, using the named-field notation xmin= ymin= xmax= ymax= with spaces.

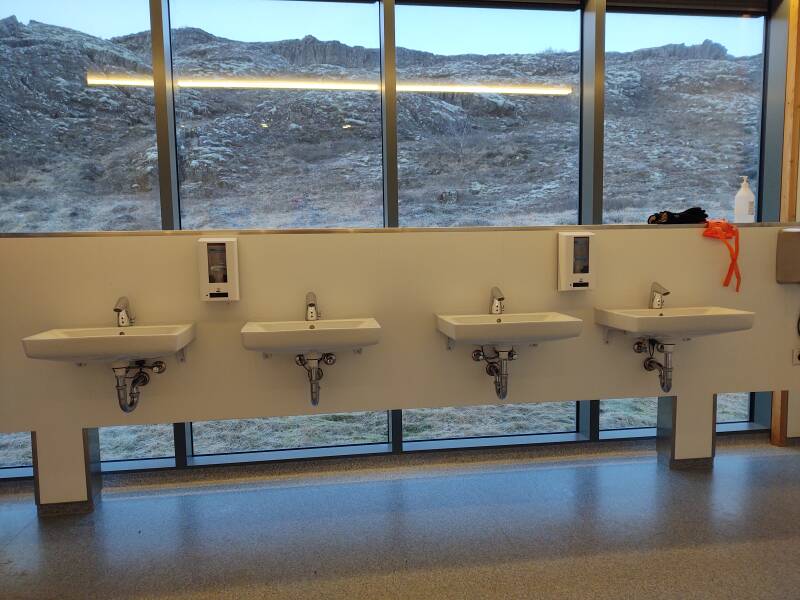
xmin=380 ymin=0 xmax=400 ymax=227
xmin=149 ymin=0 xmax=181 ymax=230
xmin=579 ymin=0 xmax=605 ymax=225
xmin=150 ymin=0 xmax=188 ymax=465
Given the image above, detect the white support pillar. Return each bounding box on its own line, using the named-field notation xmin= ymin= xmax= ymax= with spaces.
xmin=33 ymin=427 xmax=101 ymax=516
xmin=657 ymin=393 xmax=716 ymax=469
xmin=789 ymin=390 xmax=800 ymax=438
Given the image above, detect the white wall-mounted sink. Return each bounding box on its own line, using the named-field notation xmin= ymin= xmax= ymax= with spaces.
xmin=241 ymin=318 xmax=381 ymax=354
xmin=436 ymin=312 xmax=583 ymax=346
xmin=22 ymin=324 xmax=196 ymax=363
xmin=594 ymin=307 xmax=754 ymax=339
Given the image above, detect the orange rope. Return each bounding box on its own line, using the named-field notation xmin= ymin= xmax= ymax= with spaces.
xmin=703 ymin=220 xmax=741 ymax=292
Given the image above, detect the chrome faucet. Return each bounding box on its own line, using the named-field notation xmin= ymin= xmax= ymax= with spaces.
xmin=305 ymin=291 xmax=320 ymax=321
xmin=114 ymin=296 xmax=135 ymax=327
xmin=490 ymin=286 xmax=505 ymax=315
xmin=649 ymin=282 xmax=670 ymax=309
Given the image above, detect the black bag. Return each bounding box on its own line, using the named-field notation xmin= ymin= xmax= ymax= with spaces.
xmin=647 ymin=207 xmax=708 ymax=225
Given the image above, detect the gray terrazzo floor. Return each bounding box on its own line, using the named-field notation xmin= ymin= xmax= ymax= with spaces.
xmin=1 ymin=436 xmax=800 ymax=599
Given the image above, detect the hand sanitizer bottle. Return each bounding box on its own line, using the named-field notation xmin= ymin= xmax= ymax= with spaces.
xmin=734 ymin=176 xmax=755 ymax=223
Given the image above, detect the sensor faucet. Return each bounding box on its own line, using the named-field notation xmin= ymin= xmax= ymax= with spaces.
xmin=114 ymin=296 xmax=135 ymax=327
xmin=490 ymin=287 xmax=505 ymax=315
xmin=649 ymin=282 xmax=670 ymax=309
xmin=306 ymin=291 xmax=320 ymax=321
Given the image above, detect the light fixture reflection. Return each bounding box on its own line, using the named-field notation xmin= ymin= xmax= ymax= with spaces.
xmin=180 ymin=78 xmax=380 ymax=91
xmin=86 ymin=75 xmax=155 ymax=87
xmin=400 ymin=82 xmax=571 ymax=96
xmin=86 ymin=74 xmax=572 ymax=96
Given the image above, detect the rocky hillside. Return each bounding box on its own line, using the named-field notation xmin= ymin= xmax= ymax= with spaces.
xmin=0 ymin=15 xmax=762 ymax=230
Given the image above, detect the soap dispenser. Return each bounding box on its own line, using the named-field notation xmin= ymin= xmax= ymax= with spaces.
xmin=734 ymin=176 xmax=755 ymax=223
xmin=198 ymin=237 xmax=240 ymax=301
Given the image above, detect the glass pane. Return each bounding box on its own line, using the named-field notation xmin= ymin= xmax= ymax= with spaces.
xmin=601 ymin=393 xmax=752 ymax=430
xmin=0 ymin=3 xmax=161 ymax=231
xmin=0 ymin=433 xmax=32 ymax=468
xmin=99 ymin=425 xmax=174 ymax=461
xmin=396 ymin=5 xmax=580 ymax=226
xmin=191 ymin=412 xmax=389 ymax=455
xmin=603 ymin=13 xmax=765 ymax=223
xmin=600 ymin=398 xmax=657 ymax=430
xmin=169 ymin=0 xmax=383 ymax=229
xmin=403 ymin=402 xmax=576 ymax=441
xmin=717 ymin=392 xmax=750 ymax=423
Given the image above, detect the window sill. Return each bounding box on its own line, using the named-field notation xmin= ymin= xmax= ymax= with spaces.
xmin=0 ymin=466 xmax=33 ymax=480
xmin=188 ymin=443 xmax=392 ymax=467
xmin=101 ymin=457 xmax=176 ymax=473
xmin=403 ymin=432 xmax=583 ymax=452
xmin=716 ymin=421 xmax=769 ymax=434
xmin=0 ymin=222 xmax=784 ymax=240
xmin=598 ymin=422 xmax=768 ymax=442
xmin=600 ymin=427 xmax=655 ymax=440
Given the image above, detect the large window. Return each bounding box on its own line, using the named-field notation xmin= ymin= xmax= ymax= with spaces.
xmin=404 ymin=402 xmax=577 ymax=442
xmin=600 ymin=397 xmax=658 ymax=430
xmin=603 ymin=12 xmax=765 ymax=223
xmin=0 ymin=433 xmax=32 ymax=469
xmin=169 ymin=0 xmax=389 ymax=454
xmin=0 ymin=2 xmax=161 ymax=232
xmin=169 ymin=0 xmax=384 ymax=229
xmin=395 ymin=4 xmax=581 ymax=226
xmin=600 ymin=393 xmax=753 ymax=432
xmin=392 ymin=3 xmax=581 ymax=442
xmin=191 ymin=412 xmax=388 ymax=455
xmin=0 ymin=3 xmax=778 ymax=472
xmin=717 ymin=392 xmax=751 ymax=423
xmin=99 ymin=425 xmax=174 ymax=462
xmin=0 ymin=4 xmax=774 ymax=231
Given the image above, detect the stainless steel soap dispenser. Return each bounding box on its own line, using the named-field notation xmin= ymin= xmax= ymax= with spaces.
xmin=776 ymin=228 xmax=800 ymax=283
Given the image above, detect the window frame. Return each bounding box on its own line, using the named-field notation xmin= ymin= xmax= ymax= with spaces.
xmin=0 ymin=0 xmax=785 ymax=477
xmin=600 ymin=5 xmax=770 ymax=224
xmin=187 ymin=413 xmax=392 ymax=457
xmin=138 ymin=0 xmax=787 ymax=470
xmin=0 ymin=432 xmax=34 ymax=476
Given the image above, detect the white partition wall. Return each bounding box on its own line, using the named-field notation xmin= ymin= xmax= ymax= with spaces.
xmin=0 ymin=224 xmax=798 ymax=509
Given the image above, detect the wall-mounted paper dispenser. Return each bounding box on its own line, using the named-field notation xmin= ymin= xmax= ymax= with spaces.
xmin=776 ymin=228 xmax=800 ymax=284
xmin=198 ymin=237 xmax=240 ymax=301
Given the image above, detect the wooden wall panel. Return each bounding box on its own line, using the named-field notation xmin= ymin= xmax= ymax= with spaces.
xmin=781 ymin=0 xmax=800 ymax=222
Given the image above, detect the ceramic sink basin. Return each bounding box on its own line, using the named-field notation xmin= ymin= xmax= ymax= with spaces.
xmin=241 ymin=318 xmax=381 ymax=354
xmin=22 ymin=324 xmax=196 ymax=363
xmin=594 ymin=307 xmax=754 ymax=338
xmin=436 ymin=312 xmax=583 ymax=346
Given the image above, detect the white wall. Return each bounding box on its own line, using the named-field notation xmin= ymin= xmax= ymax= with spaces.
xmin=0 ymin=225 xmax=798 ymax=434
xmin=788 ymin=390 xmax=800 ymax=437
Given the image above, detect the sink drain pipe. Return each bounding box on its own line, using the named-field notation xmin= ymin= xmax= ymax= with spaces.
xmin=635 ymin=339 xmax=674 ymax=393
xmin=112 ymin=361 xmax=166 ymax=413
xmin=473 ymin=346 xmax=516 ymax=400
xmin=296 ymin=353 xmax=336 ymax=406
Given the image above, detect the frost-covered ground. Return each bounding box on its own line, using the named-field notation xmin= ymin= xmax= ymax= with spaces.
xmin=0 ymin=20 xmax=761 ymax=231
xmin=0 ymin=393 xmax=750 ymax=467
